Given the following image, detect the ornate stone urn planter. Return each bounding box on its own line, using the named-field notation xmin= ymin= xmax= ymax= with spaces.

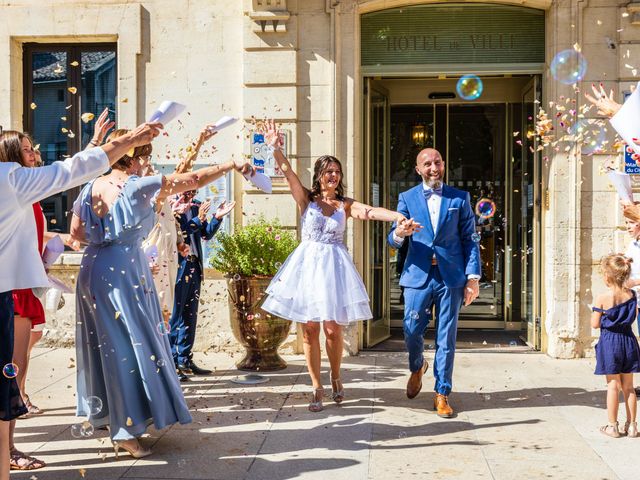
xmin=226 ymin=275 xmax=291 ymax=371
xmin=210 ymin=217 xmax=298 ymax=371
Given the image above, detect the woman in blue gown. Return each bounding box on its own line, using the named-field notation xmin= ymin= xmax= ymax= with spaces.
xmin=71 ymin=130 xmax=253 ymax=458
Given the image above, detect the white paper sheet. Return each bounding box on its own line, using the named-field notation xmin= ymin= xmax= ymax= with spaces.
xmin=607 ymin=170 xmax=634 ymax=203
xmin=42 ymin=235 xmax=65 ymax=270
xmin=611 ymin=82 xmax=640 ymax=156
xmin=243 ymin=171 xmax=272 ymax=194
xmin=209 ymin=116 xmax=238 ymax=133
xmin=148 ymin=101 xmax=186 ymax=126
xmin=47 ymin=274 xmax=73 ymax=294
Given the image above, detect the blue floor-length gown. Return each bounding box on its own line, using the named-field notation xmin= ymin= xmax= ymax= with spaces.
xmin=75 ymin=175 xmax=191 ymax=440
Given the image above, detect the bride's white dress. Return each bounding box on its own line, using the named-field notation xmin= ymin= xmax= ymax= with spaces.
xmin=262 ymin=201 xmax=373 ymax=325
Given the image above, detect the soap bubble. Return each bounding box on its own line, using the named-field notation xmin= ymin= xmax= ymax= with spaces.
xmin=156 ymin=321 xmax=170 ymax=335
xmin=471 ymin=233 xmax=481 ymax=243
xmin=2 ymin=363 xmax=18 ymax=379
xmin=475 ymin=198 xmax=496 ymax=219
xmin=570 ymin=119 xmax=606 ymax=155
xmin=456 ymin=75 xmax=483 ymax=101
xmin=550 ymin=50 xmax=587 ymax=85
xmin=70 ymin=421 xmax=94 ymax=438
xmin=83 ymin=396 xmax=103 ymax=417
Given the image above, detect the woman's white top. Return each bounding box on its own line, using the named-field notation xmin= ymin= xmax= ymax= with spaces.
xmin=142 ymin=200 xmax=180 ymax=313
xmin=0 ymin=147 xmax=109 ymax=292
xmin=626 ymin=240 xmax=640 ymax=291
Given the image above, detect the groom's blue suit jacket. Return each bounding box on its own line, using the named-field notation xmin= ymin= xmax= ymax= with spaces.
xmin=387 ymin=184 xmax=481 ymax=289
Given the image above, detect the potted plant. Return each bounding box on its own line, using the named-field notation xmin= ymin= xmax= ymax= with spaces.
xmin=210 ymin=217 xmax=298 ymax=371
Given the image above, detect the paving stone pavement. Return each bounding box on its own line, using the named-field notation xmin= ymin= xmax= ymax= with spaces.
xmin=9 ymin=347 xmax=639 ymax=480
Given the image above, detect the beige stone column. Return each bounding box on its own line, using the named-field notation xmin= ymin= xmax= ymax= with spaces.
xmin=544 ymin=0 xmax=640 ymax=357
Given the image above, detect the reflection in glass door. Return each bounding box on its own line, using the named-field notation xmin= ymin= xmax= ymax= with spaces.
xmin=364 ymin=79 xmax=391 ymax=347
xmin=519 ymin=78 xmax=542 ymax=348
xmin=447 ymin=104 xmax=506 ymax=326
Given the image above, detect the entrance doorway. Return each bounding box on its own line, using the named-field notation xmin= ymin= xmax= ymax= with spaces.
xmin=362 ymin=75 xmax=542 ymax=348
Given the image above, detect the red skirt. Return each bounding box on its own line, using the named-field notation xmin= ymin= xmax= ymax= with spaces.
xmin=14 ymin=203 xmax=46 ymax=326
xmin=13 ymin=289 xmax=45 ymax=325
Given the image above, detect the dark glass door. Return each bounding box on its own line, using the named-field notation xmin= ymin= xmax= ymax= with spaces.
xmin=447 ymin=104 xmax=506 ymax=325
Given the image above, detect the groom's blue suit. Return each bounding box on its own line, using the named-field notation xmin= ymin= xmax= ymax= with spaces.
xmin=388 ymin=183 xmax=481 ymax=395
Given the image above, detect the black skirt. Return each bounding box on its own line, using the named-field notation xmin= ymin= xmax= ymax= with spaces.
xmin=0 ymin=291 xmax=27 ymax=421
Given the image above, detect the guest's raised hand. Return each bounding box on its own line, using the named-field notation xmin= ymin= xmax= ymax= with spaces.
xmin=91 ymin=108 xmax=116 ymax=146
xmin=585 ymin=83 xmax=621 ymax=118
xmin=234 ymin=161 xmax=255 ymax=176
xmin=200 ymin=125 xmax=218 ymax=143
xmin=129 ymin=122 xmax=163 ymax=147
xmin=264 ymin=119 xmax=283 ymax=150
xmin=214 ymin=200 xmax=236 ymax=220
xmin=198 ymin=200 xmax=212 ymax=221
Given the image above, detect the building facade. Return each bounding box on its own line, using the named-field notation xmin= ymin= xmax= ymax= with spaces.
xmin=0 ymin=0 xmax=637 ymax=358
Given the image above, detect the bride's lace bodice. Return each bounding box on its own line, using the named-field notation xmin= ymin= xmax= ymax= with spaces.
xmin=300 ymin=201 xmax=345 ymax=245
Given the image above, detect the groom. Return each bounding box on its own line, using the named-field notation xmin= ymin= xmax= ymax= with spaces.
xmin=388 ymin=148 xmax=481 ymax=417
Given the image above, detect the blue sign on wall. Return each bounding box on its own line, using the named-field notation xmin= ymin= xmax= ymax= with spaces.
xmin=624 ymin=150 xmax=640 ymax=174
xmin=623 ymin=91 xmax=640 ymax=175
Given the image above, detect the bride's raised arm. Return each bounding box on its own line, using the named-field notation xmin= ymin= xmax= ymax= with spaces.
xmin=264 ymin=119 xmax=310 ymax=212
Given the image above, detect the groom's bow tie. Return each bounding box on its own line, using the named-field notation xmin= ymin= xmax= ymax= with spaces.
xmin=423 ymin=187 xmax=443 ymax=200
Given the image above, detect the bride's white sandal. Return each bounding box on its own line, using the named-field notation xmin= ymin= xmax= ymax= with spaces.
xmin=599 ymin=422 xmax=621 ymax=438
xmin=308 ymin=388 xmax=324 ymax=413
xmin=330 ymin=375 xmax=344 ymax=404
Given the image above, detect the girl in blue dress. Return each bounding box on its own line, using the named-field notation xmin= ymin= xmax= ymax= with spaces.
xmin=591 ymin=253 xmax=640 ymax=438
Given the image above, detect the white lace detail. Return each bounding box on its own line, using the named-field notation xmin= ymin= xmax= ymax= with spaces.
xmin=300 ymin=202 xmax=345 ymax=245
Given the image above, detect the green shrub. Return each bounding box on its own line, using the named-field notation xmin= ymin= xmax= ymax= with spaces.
xmin=209 ymin=217 xmax=298 ymax=277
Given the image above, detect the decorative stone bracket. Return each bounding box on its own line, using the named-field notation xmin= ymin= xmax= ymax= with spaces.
xmin=249 ymin=0 xmax=290 ymax=33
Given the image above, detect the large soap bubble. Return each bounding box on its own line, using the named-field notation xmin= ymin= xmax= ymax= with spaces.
xmin=550 ymin=50 xmax=587 ymax=85
xmin=570 ymin=119 xmax=606 ymax=155
xmin=456 ymin=75 xmax=483 ymax=101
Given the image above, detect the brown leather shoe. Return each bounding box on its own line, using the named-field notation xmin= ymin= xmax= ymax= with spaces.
xmin=406 ymin=360 xmax=428 ymax=399
xmin=434 ymin=393 xmax=454 ymax=418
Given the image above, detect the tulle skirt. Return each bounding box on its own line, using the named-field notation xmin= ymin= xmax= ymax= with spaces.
xmin=262 ymin=240 xmax=373 ymax=325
